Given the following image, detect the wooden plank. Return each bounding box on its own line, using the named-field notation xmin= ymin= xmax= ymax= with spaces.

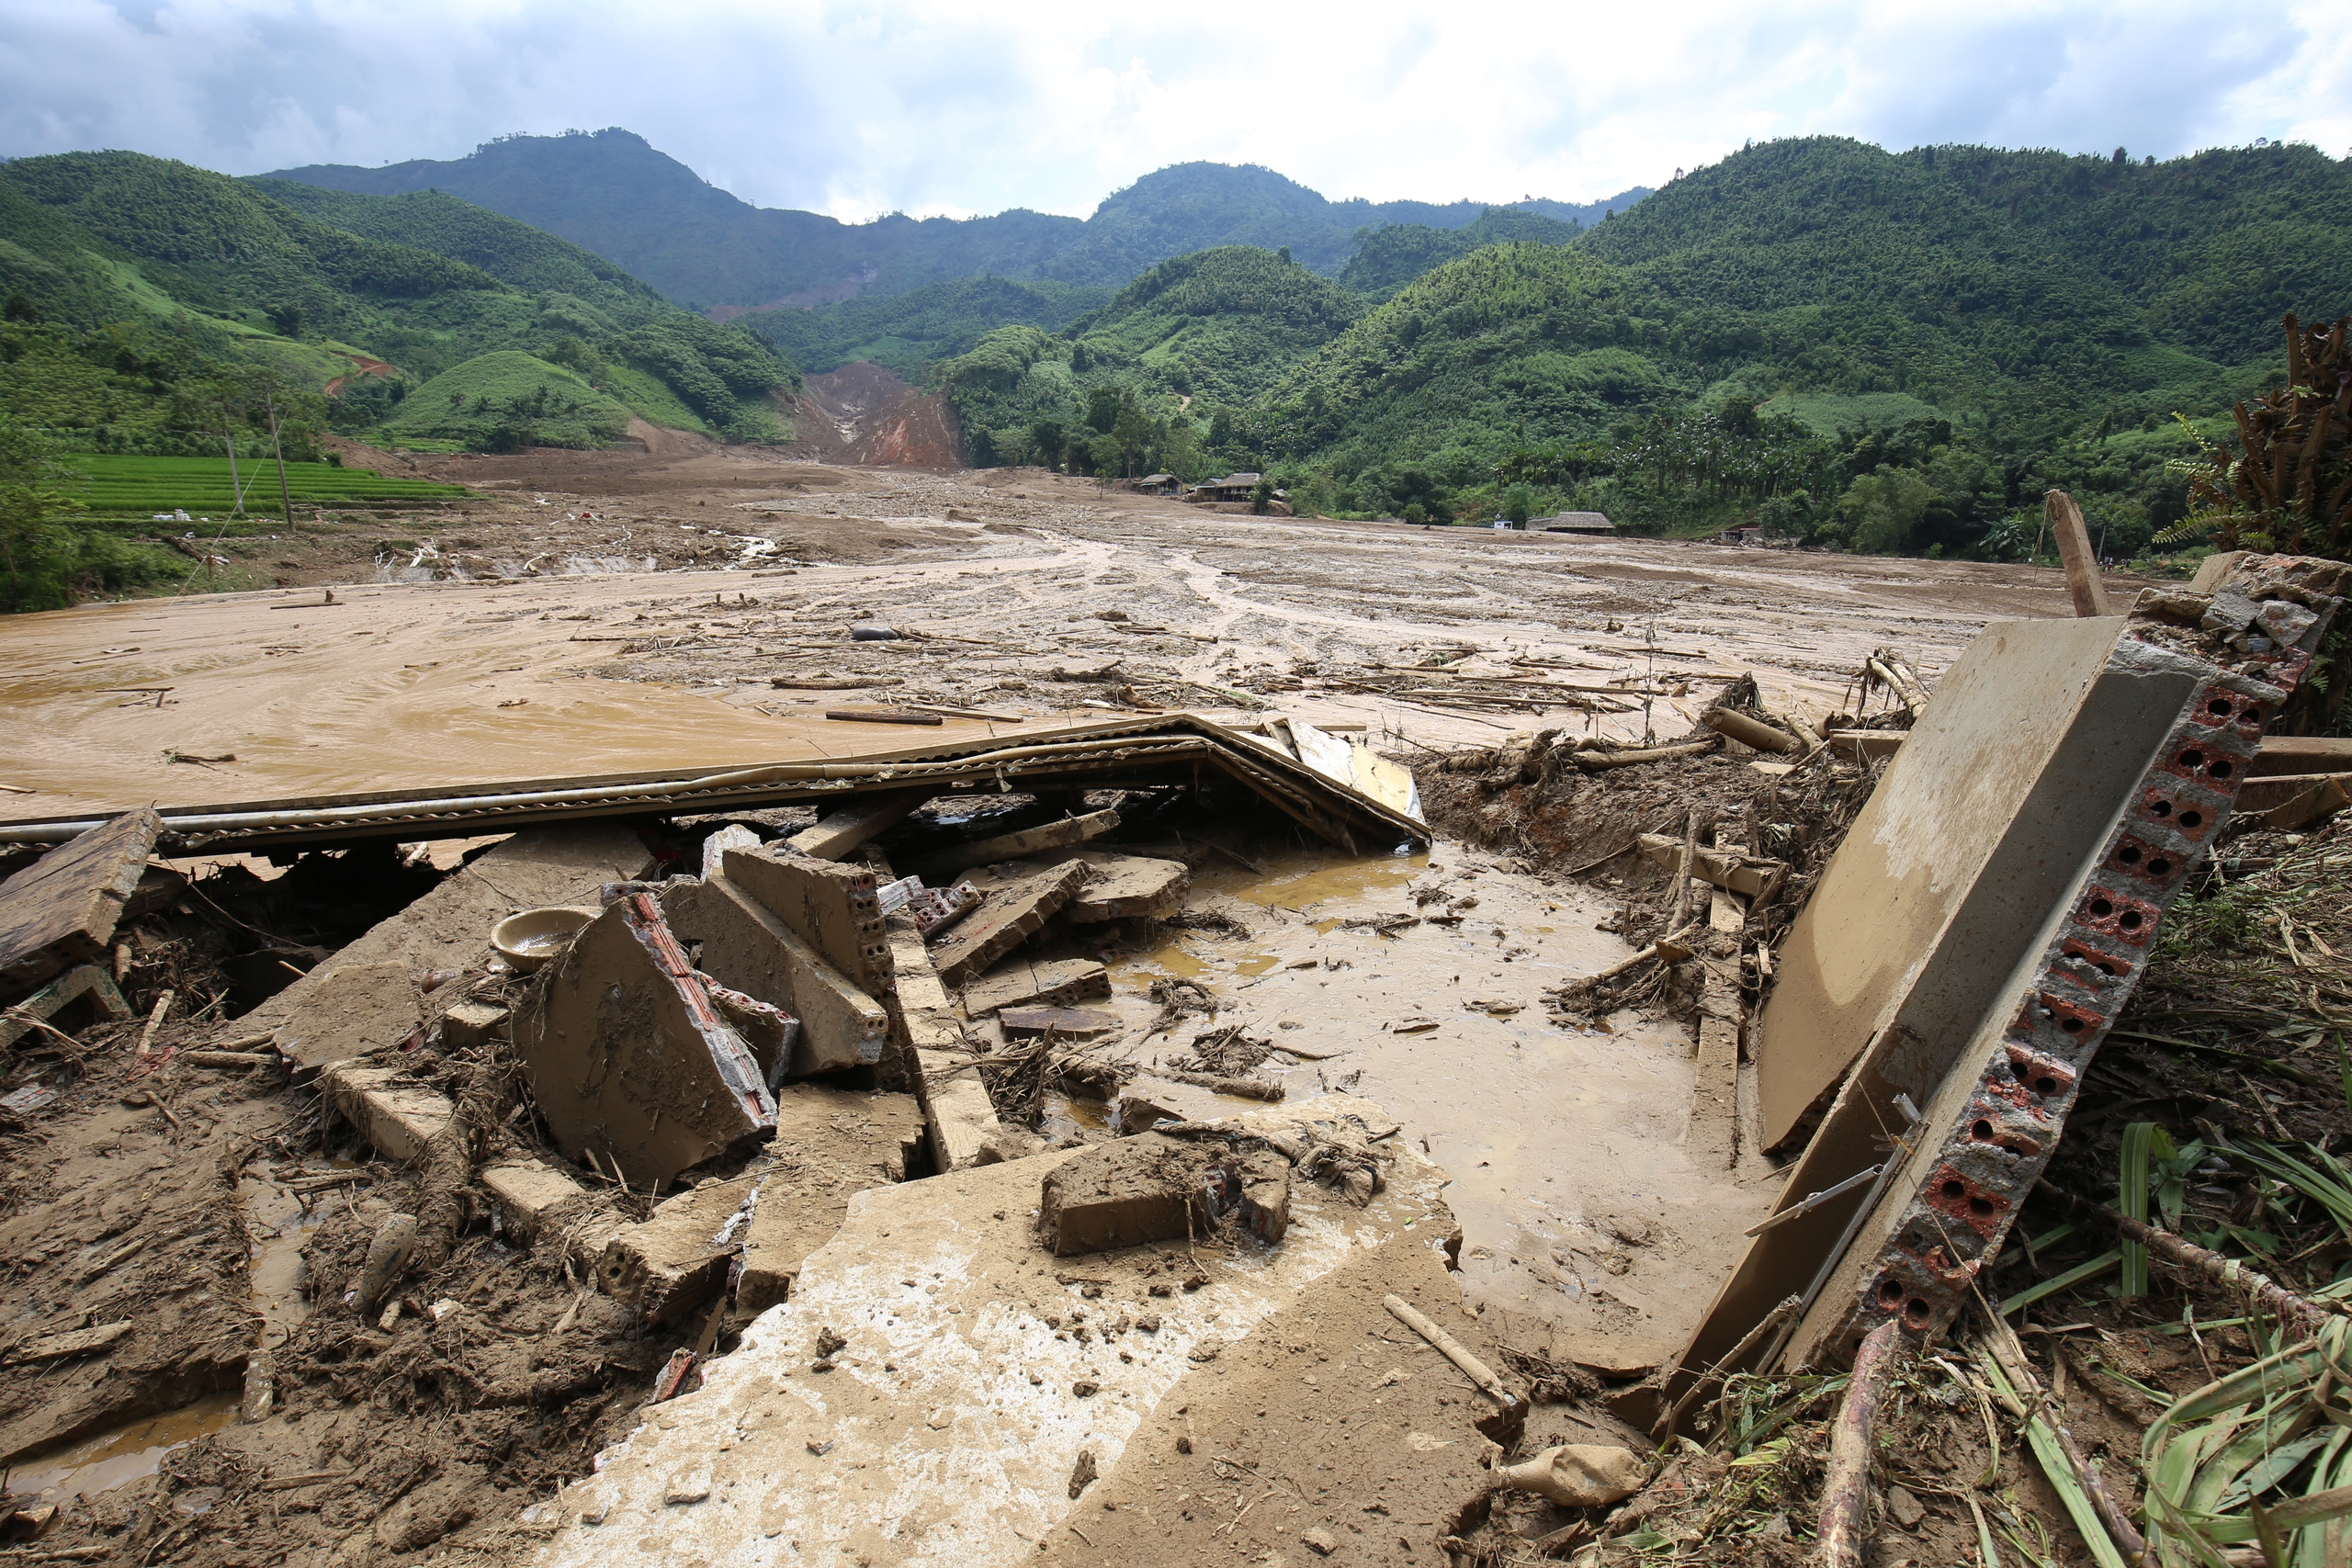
xmin=0 ymin=808 xmax=161 ymax=996
xmin=999 ymin=1007 xmax=1119 ymax=1039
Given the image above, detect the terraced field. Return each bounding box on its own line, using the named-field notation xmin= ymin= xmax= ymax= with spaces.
xmin=66 ymin=455 xmax=469 ymax=522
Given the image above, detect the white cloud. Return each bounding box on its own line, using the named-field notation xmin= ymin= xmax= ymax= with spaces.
xmin=0 ymin=0 xmax=2340 ymax=223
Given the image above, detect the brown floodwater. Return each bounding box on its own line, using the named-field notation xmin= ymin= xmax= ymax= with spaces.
xmin=1098 ymin=842 xmax=1770 ymax=1342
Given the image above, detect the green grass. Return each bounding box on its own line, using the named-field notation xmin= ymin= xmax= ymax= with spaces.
xmin=63 ymin=454 xmax=468 ymax=519
xmin=379 ymin=350 xmax=632 ymax=449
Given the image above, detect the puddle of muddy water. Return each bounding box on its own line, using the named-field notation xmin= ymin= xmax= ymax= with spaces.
xmin=1101 ymin=840 xmax=1769 ymax=1343
xmin=6 ymin=1396 xmax=240 ymax=1501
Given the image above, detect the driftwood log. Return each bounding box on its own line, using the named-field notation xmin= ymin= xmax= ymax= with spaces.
xmin=1815 ymin=1319 xmax=1904 ymax=1567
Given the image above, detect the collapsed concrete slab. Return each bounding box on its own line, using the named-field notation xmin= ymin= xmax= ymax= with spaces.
xmin=525 ymin=1098 xmax=1446 ymax=1568
xmin=927 ymin=860 xmax=1091 ymax=988
xmin=0 ymin=807 xmax=159 ymax=998
xmin=736 ymin=1085 xmax=928 ymax=1313
xmin=516 ymin=893 xmax=777 ymax=1189
xmin=1041 ymin=848 xmax=1190 ymax=922
xmin=918 ymin=1051 xmax=1007 ymax=1173
xmin=481 ymin=1157 xmax=594 ymax=1247
xmin=960 ymin=957 xmax=1110 ymax=1016
xmin=659 ymin=874 xmax=888 ymax=1077
xmin=1670 ymin=556 xmax=2348 ymax=1404
xmin=242 ymin=824 xmax=655 ymax=1051
xmin=278 ymin=963 xmax=424 ymax=1077
xmin=1039 ymin=1132 xmax=1291 ymax=1254
xmin=720 ymin=847 xmax=896 ymax=998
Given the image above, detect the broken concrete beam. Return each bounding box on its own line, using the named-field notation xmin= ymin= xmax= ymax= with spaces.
xmin=319 ymin=1062 xmax=452 ymax=1163
xmin=698 ymin=823 xmax=762 ymax=880
xmin=736 ymin=1084 xmax=928 ymax=1312
xmin=904 ymin=808 xmax=1120 ymax=879
xmin=659 ymin=875 xmax=888 ymax=1077
xmin=2045 ymin=489 xmax=2114 ymax=617
xmin=1634 ymin=835 xmax=1788 ymax=901
xmin=721 ymin=846 xmax=895 ymax=997
xmin=438 ymin=998 xmax=508 ymax=1051
xmin=928 ymin=861 xmax=1091 ymax=988
xmin=277 ymin=963 xmax=424 ymax=1078
xmin=1049 ymin=850 xmax=1190 ymax=922
xmin=1000 ymin=1006 xmax=1119 ymax=1040
xmin=919 ymin=1049 xmax=1005 ymax=1173
xmin=783 ymin=787 xmax=932 ymax=863
xmin=878 ymin=913 xmax=963 ymax=1055
xmin=516 ymin=894 xmax=776 ymax=1189
xmin=0 ymin=963 xmax=132 ymax=1051
xmin=481 ymin=1158 xmax=593 ymax=1247
xmin=241 ymin=823 xmax=655 ymax=1043
xmin=963 ymin=958 xmax=1112 ymax=1017
xmin=595 ymin=1173 xmax=760 ymax=1325
xmin=0 ymin=807 xmax=161 ymax=998
xmin=1671 ymin=554 xmax=2346 ymax=1411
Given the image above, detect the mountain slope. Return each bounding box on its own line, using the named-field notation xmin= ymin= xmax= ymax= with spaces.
xmin=0 ymin=151 xmax=797 ymax=452
xmin=263 ymin=130 xmax=1646 ymax=309
xmin=1339 ymin=206 xmax=1584 ymax=299
xmin=741 ymin=275 xmax=1110 ymax=379
xmin=1920 ymin=141 xmax=2352 ymax=365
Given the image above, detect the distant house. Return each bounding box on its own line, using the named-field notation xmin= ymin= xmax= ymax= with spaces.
xmin=1716 ymin=524 xmax=1765 ymax=546
xmin=1532 ymin=511 xmax=1615 ymax=536
xmin=1187 ymin=472 xmax=1263 ymax=503
xmin=1135 ymin=474 xmax=1181 ymax=496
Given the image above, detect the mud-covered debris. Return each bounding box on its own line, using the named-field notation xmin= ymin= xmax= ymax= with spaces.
xmin=515 ymin=893 xmax=776 ymax=1187
xmin=929 ymin=860 xmax=1091 ymax=987
xmin=1068 ymin=1449 xmax=1099 ymax=1498
xmin=964 ymin=957 xmax=1111 ymax=1016
xmin=1000 ymin=1005 xmax=1119 ymax=1039
xmin=1039 ymin=1132 xmax=1290 ymax=1254
xmin=1495 ymin=1444 xmax=1647 ymax=1507
xmin=906 ymin=807 xmax=1121 ymax=880
xmin=0 ymin=805 xmax=159 ymax=996
xmin=344 ymin=1212 xmax=417 ymax=1316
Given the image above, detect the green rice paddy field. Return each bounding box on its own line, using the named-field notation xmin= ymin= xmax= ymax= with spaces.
xmin=64 ymin=455 xmax=469 ymax=525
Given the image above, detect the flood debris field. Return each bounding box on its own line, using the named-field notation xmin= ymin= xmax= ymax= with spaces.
xmin=1 ymin=459 xmax=2086 ymax=816
xmin=4 ymin=452 xmax=2351 ymax=1568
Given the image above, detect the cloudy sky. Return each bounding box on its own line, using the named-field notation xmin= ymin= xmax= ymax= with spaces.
xmin=4 ymin=0 xmax=2346 ymax=220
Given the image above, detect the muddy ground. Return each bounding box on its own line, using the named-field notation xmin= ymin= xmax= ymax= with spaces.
xmin=0 ymin=435 xmax=2209 ymax=1568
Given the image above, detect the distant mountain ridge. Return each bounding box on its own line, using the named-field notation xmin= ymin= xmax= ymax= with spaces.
xmin=263 ymin=129 xmax=1650 ymax=312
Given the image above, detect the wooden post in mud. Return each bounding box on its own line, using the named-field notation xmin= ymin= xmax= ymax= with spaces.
xmin=2044 ymin=491 xmax=2112 ymax=617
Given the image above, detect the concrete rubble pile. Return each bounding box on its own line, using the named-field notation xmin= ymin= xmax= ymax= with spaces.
xmin=13 ymin=544 xmax=2352 ymax=1566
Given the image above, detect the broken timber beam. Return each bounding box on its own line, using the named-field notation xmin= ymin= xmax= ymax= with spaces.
xmin=783 ymin=787 xmax=932 ymax=862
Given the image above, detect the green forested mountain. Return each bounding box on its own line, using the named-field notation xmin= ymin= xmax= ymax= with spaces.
xmin=264 ymin=130 xmax=1643 ymax=310
xmin=0 ymin=151 xmax=798 ymax=451
xmin=741 ymin=275 xmax=1110 ymax=379
xmin=1339 ymin=207 xmax=1583 ymax=299
xmin=920 ymin=136 xmax=2345 ymax=559
xmin=933 ymin=246 xmax=1368 ymax=471
xmin=1919 ymin=141 xmax=2352 ymax=366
